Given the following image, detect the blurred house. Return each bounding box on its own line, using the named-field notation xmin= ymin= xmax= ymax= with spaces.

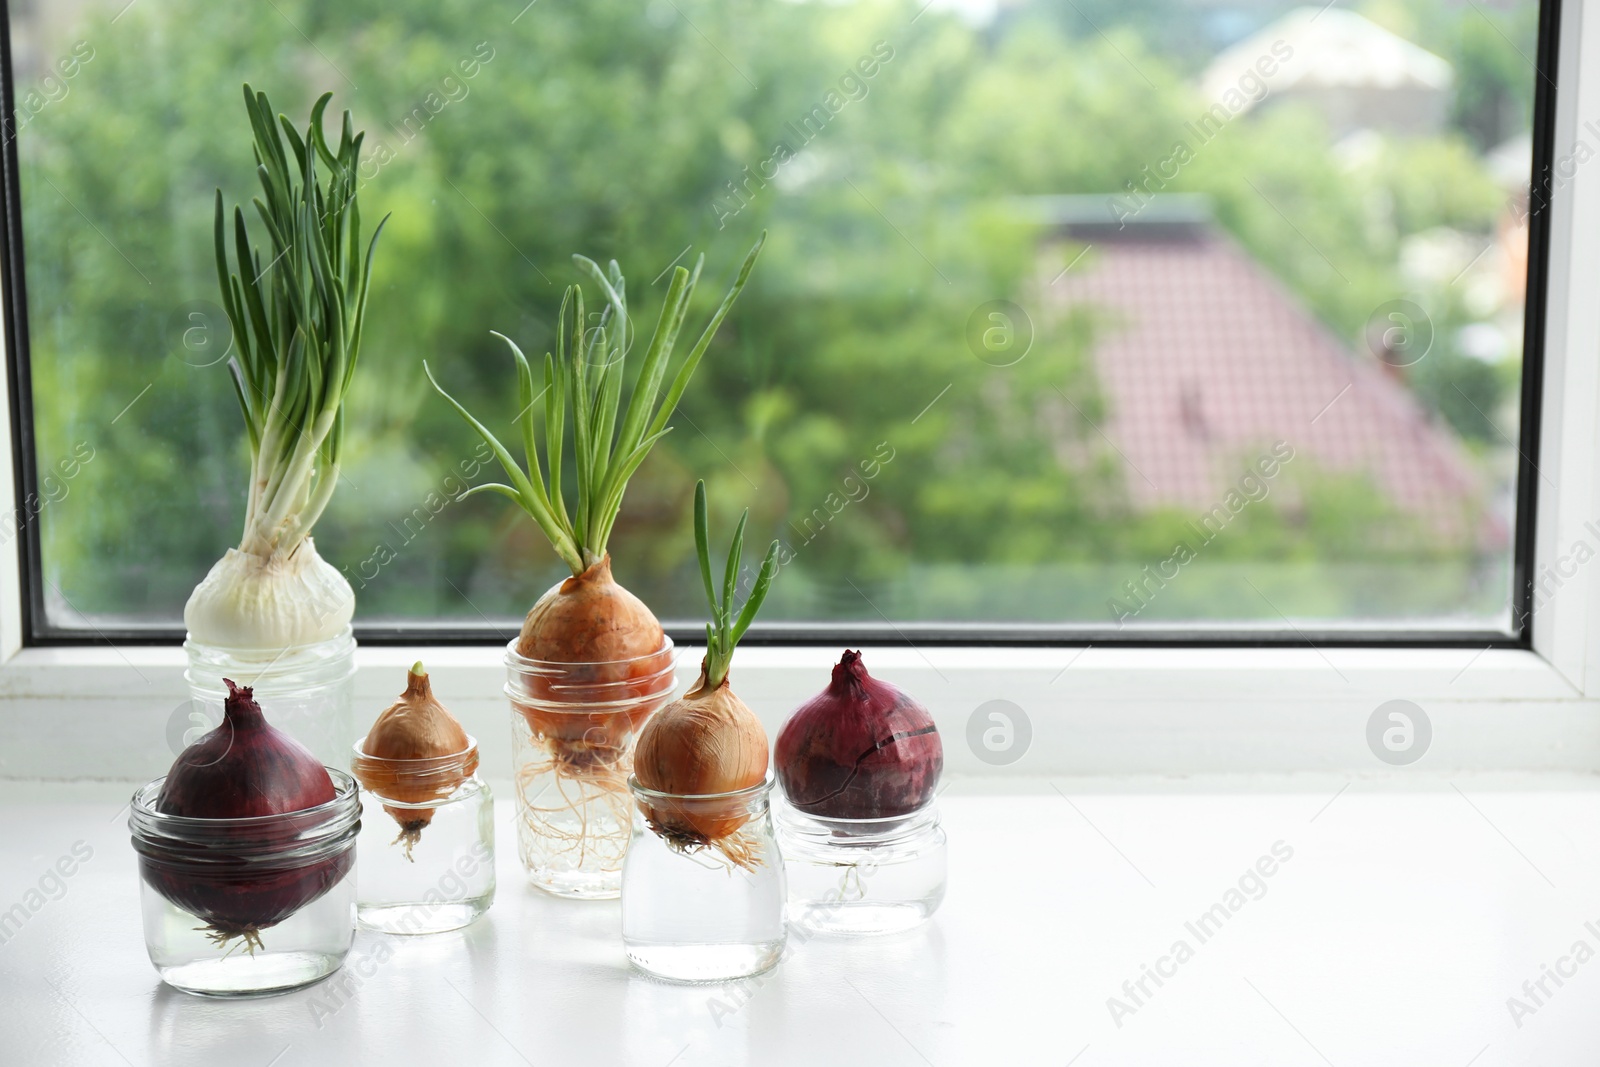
xmin=1026 ymin=196 xmax=1504 ymax=550
xmin=1201 ymin=7 xmax=1454 ymax=138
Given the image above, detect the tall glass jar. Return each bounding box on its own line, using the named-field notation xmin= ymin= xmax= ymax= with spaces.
xmin=505 ymin=638 xmax=677 ymax=899
xmin=351 ymin=738 xmax=495 ymax=934
xmin=777 ymin=801 xmax=947 ymax=935
xmin=184 ymin=628 xmax=357 ymax=769
xmin=622 ymin=776 xmax=786 ymax=983
xmin=129 ymin=769 xmax=360 ymax=997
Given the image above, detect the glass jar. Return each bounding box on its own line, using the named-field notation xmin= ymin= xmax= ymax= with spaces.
xmin=505 ymin=638 xmax=677 ymax=899
xmin=129 ymin=769 xmax=360 ymax=997
xmin=350 ymin=738 xmax=495 ymax=934
xmin=777 ymin=801 xmax=947 ymax=936
xmin=621 ymin=776 xmax=786 ymax=983
xmin=184 ymin=628 xmax=357 ymax=769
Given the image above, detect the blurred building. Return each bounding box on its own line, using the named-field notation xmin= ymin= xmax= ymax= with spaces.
xmin=1027 ymin=196 xmax=1504 ymax=550
xmin=1201 ymin=7 xmax=1455 ymax=139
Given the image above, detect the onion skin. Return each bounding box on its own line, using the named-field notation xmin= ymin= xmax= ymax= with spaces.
xmin=183 ymin=540 xmax=353 ymax=649
xmin=634 ymin=669 xmax=768 ymax=843
xmin=158 ymin=680 xmax=335 ymax=819
xmin=775 ymin=651 xmax=942 ymax=820
xmin=358 ymin=665 xmax=473 ymax=786
xmin=518 ymin=555 xmax=664 ymax=669
xmin=147 ymin=681 xmax=347 ymax=940
xmin=355 ymin=665 xmax=476 ymax=850
xmin=515 ymin=555 xmax=669 ymax=747
xmin=140 ymin=855 xmax=350 ymax=945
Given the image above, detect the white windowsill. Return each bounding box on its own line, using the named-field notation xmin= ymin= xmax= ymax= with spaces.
xmin=2 ymin=643 xmax=1595 ymax=781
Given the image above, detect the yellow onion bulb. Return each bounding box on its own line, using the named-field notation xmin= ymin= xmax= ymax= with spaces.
xmin=518 ymin=555 xmax=664 ymax=673
xmin=353 ymin=663 xmax=475 ymax=856
xmin=633 ymin=671 xmax=768 ymax=844
xmin=512 ymin=555 xmax=669 ymax=778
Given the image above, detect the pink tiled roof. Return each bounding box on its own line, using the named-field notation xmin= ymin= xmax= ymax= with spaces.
xmin=1044 ymin=229 xmax=1504 ymax=549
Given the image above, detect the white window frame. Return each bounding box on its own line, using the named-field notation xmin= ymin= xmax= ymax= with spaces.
xmin=2 ymin=2 xmax=1597 ymax=781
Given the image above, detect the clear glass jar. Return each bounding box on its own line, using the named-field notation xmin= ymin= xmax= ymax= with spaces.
xmin=184 ymin=628 xmax=357 ymax=769
xmin=622 ymin=776 xmax=786 ymax=983
xmin=350 ymin=738 xmax=495 ymax=934
xmin=505 ymin=638 xmax=677 ymax=899
xmin=129 ymin=769 xmax=360 ymax=998
xmin=777 ymin=801 xmax=947 ymax=936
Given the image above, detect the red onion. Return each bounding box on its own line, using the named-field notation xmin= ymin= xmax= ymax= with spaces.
xmin=146 ymin=680 xmax=347 ymax=949
xmin=775 ymin=651 xmax=943 ymax=820
xmin=159 ymin=680 xmax=334 ymax=818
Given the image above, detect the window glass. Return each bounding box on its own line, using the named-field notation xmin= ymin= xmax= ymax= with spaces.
xmin=11 ymin=0 xmax=1542 ymax=634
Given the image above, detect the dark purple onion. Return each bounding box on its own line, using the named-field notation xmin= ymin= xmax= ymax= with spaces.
xmin=158 ymin=679 xmax=334 ymax=819
xmin=145 ymin=680 xmax=345 ymax=943
xmin=139 ymin=852 xmax=351 ymax=946
xmin=775 ymin=651 xmax=942 ymax=819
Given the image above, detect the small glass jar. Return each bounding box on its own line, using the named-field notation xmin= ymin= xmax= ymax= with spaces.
xmin=621 ymin=776 xmax=786 ymax=983
xmin=777 ymin=801 xmax=947 ymax=936
xmin=350 ymin=737 xmax=495 ymax=934
xmin=505 ymin=638 xmax=677 ymax=899
xmin=129 ymin=769 xmax=360 ymax=997
xmin=185 ymin=628 xmax=358 ymax=769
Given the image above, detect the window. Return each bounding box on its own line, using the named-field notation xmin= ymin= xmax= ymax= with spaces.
xmin=4 ymin=0 xmax=1553 ymax=645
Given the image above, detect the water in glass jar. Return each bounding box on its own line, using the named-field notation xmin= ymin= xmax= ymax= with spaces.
xmin=621 ymin=829 xmax=785 ymax=983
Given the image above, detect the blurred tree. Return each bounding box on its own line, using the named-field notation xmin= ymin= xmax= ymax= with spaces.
xmin=15 ymin=0 xmax=1533 ymax=629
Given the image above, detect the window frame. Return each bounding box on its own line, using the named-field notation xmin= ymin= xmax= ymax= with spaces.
xmin=2 ymin=0 xmax=1597 ymax=782
xmin=0 ymin=0 xmax=1566 ymax=651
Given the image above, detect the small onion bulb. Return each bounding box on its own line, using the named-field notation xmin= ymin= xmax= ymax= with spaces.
xmin=354 ymin=663 xmax=475 ymax=858
xmin=183 ymin=540 xmax=353 ymax=649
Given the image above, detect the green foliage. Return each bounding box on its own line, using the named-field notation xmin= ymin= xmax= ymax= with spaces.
xmin=217 ymin=85 xmax=387 ymax=554
xmin=425 ymin=236 xmax=763 ymax=576
xmin=693 ymin=480 xmax=779 ymax=687
xmin=1370 ymin=136 xmax=1507 ymax=235
xmin=15 ymin=0 xmax=1533 ymax=627
xmin=1409 ymin=350 xmax=1513 ymax=444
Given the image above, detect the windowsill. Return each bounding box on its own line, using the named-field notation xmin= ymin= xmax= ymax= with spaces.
xmin=6 ymin=776 xmax=1598 ymax=1063
xmin=1 ymin=643 xmax=1595 ymax=781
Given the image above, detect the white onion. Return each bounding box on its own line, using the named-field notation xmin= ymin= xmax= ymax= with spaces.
xmin=183 ymin=538 xmax=354 ymax=649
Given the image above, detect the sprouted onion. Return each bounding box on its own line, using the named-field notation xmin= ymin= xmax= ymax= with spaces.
xmin=633 ymin=481 xmax=780 ymax=870
xmin=426 ymin=238 xmax=763 ymax=867
xmin=775 ymin=650 xmax=943 ymax=820
xmin=150 ymin=681 xmax=344 ymax=953
xmin=184 ymin=86 xmax=388 ymax=650
xmin=425 ymin=234 xmax=765 ymax=668
xmin=353 ymin=663 xmax=476 ymax=860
